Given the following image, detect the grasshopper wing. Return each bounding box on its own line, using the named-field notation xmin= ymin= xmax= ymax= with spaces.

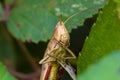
xmin=57 ymin=60 xmax=76 ymax=80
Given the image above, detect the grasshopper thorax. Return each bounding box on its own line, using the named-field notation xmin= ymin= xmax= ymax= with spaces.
xmin=53 ymin=21 xmax=70 ymax=47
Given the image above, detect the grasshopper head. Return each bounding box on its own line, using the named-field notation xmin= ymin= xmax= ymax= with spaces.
xmin=53 ymin=21 xmax=70 ymax=47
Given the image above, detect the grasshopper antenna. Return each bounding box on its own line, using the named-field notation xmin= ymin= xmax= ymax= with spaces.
xmin=60 ymin=14 xmax=63 ymax=25
xmin=64 ymin=8 xmax=89 ymax=24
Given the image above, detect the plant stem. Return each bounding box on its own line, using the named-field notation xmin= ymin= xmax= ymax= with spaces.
xmin=17 ymin=40 xmax=39 ymax=71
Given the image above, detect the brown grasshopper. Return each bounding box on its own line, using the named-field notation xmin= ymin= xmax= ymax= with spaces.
xmin=39 ymin=8 xmax=88 ymax=80
xmin=39 ymin=16 xmax=76 ymax=80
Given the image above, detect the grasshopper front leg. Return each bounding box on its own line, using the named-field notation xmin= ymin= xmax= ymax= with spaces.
xmin=57 ymin=40 xmax=76 ymax=60
xmin=40 ymin=42 xmax=76 ymax=64
xmin=39 ymin=48 xmax=59 ymax=64
xmin=63 ymin=46 xmax=76 ymax=60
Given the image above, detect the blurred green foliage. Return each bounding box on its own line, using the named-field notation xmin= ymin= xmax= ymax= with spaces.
xmin=78 ymin=51 xmax=120 ymax=80
xmin=0 ymin=62 xmax=16 ymax=80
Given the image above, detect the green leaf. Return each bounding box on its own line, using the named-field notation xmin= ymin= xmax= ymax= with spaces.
xmin=0 ymin=62 xmax=16 ymax=80
xmin=6 ymin=0 xmax=15 ymax=3
xmin=7 ymin=0 xmax=107 ymax=43
xmin=78 ymin=0 xmax=120 ymax=74
xmin=0 ymin=4 xmax=3 ymax=20
xmin=114 ymin=0 xmax=120 ymax=15
xmin=78 ymin=51 xmax=120 ymax=80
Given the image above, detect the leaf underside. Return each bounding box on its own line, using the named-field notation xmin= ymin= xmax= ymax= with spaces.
xmin=7 ymin=0 xmax=107 ymax=43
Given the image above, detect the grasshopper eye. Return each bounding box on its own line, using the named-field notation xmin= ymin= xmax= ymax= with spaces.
xmin=59 ymin=39 xmax=70 ymax=47
xmin=61 ymin=35 xmax=69 ymax=43
xmin=63 ymin=35 xmax=68 ymax=40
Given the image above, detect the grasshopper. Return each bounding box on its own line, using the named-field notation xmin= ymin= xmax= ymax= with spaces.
xmin=39 ymin=8 xmax=88 ymax=80
xmin=39 ymin=17 xmax=76 ymax=80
